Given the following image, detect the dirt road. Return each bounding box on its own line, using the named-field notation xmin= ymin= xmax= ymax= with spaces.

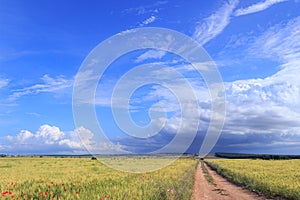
xmin=191 ymin=162 xmax=267 ymax=200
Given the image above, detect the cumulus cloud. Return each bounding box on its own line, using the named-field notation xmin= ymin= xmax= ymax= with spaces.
xmin=7 ymin=124 xmax=65 ymax=146
xmin=222 ymin=78 xmax=300 ymax=137
xmin=224 ymin=84 xmax=300 ymax=135
xmin=75 ymin=10 xmax=300 ymax=154
xmin=193 ymin=0 xmax=239 ymax=45
xmin=234 ymin=0 xmax=287 ymax=16
xmin=221 ymin=16 xmax=300 ymax=138
xmin=92 ymin=13 xmax=300 ymax=153
xmin=125 ymin=15 xmax=300 ymax=153
xmin=37 ymin=125 xmax=64 ymax=142
xmin=15 ymin=130 xmax=33 ymax=142
xmin=5 ymin=125 xmax=124 ymax=154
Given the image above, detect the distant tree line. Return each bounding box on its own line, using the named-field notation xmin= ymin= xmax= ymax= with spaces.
xmin=215 ymin=152 xmax=300 ymax=160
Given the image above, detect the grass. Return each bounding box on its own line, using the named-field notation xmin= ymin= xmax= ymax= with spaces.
xmin=0 ymin=157 xmax=197 ymax=199
xmin=200 ymin=161 xmax=216 ymax=186
xmin=200 ymin=161 xmax=227 ymax=196
xmin=206 ymin=159 xmax=300 ymax=200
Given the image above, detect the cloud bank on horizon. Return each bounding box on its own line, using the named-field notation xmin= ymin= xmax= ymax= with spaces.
xmin=0 ymin=0 xmax=299 ymax=155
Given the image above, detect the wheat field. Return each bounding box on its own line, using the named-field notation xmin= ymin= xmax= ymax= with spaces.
xmin=0 ymin=157 xmax=197 ymax=200
xmin=206 ymin=159 xmax=300 ymax=199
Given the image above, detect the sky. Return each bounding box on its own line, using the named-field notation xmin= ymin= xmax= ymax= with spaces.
xmin=0 ymin=0 xmax=300 ymax=155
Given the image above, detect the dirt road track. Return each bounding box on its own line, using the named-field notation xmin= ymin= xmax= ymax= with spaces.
xmin=191 ymin=162 xmax=267 ymax=200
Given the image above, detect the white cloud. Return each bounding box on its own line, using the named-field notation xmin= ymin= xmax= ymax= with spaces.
xmin=9 ymin=74 xmax=73 ymax=101
xmin=68 ymin=126 xmax=93 ymax=149
xmin=59 ymin=139 xmax=82 ymax=149
xmin=140 ymin=15 xmax=156 ymax=26
xmin=224 ymin=79 xmax=300 ymax=135
xmin=234 ymin=0 xmax=287 ymax=16
xmin=135 ymin=50 xmax=166 ymax=63
xmin=87 ymin=15 xmax=300 ymax=151
xmin=26 ymin=112 xmax=41 ymax=117
xmin=73 ymin=68 xmax=110 ymax=106
xmin=5 ymin=125 xmax=124 ymax=154
xmin=135 ymin=16 xmax=300 ymax=139
xmin=93 ymin=63 xmax=300 ymax=147
xmin=250 ymin=16 xmax=300 ymax=64
xmin=221 ymin=16 xmax=300 ymax=136
xmin=110 ymin=63 xmax=212 ymax=136
xmin=7 ymin=124 xmax=64 ymax=145
xmin=123 ymin=1 xmax=167 ymax=15
xmin=193 ymin=0 xmax=239 ymax=45
xmin=15 ymin=130 xmax=34 ymax=142
xmin=35 ymin=124 xmax=65 ymax=144
xmin=0 ymin=78 xmax=9 ymax=88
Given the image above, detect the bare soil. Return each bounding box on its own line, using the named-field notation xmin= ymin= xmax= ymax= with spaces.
xmin=191 ymin=162 xmax=268 ymax=200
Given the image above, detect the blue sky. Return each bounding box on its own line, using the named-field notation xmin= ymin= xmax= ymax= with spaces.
xmin=1 ymin=0 xmax=300 ymax=155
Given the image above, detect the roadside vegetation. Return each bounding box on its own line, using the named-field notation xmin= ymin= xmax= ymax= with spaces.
xmin=206 ymin=159 xmax=300 ymax=200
